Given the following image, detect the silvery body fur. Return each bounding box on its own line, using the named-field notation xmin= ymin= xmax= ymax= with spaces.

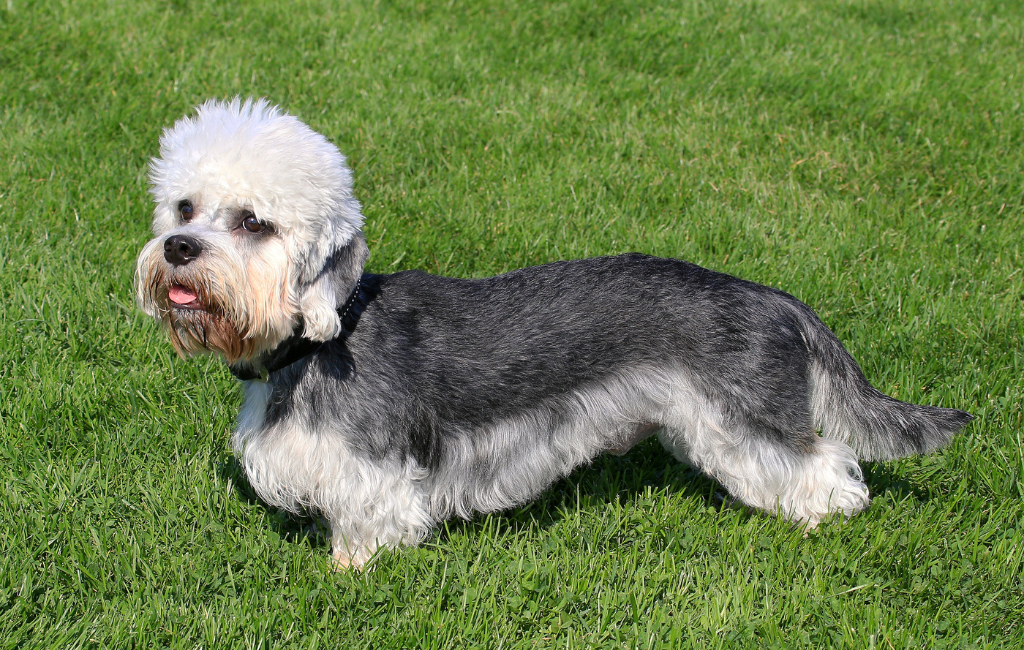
xmin=137 ymin=100 xmax=972 ymax=569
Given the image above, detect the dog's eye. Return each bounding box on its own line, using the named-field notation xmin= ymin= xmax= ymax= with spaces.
xmin=178 ymin=200 xmax=194 ymax=221
xmin=241 ymin=211 xmax=266 ymax=233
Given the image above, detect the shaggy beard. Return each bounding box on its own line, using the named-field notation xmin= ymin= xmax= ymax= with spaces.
xmin=164 ymin=309 xmax=255 ymax=363
xmin=140 ymin=261 xmax=257 ymax=363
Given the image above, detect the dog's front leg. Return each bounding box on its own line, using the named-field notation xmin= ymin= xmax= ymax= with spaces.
xmin=323 ymin=459 xmax=434 ymax=571
xmin=329 ymin=527 xmax=376 ymax=571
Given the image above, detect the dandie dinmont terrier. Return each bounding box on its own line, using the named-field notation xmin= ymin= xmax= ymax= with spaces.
xmin=136 ymin=99 xmax=972 ymax=569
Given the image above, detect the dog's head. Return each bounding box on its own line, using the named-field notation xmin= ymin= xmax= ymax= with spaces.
xmin=136 ymin=98 xmax=368 ymax=363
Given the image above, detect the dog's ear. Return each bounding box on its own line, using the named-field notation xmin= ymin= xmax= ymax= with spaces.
xmin=299 ymin=233 xmax=370 ymax=341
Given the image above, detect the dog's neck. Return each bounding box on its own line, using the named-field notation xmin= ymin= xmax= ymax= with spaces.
xmin=229 ymin=274 xmax=377 ymax=381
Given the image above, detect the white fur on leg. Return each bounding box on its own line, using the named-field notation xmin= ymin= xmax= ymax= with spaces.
xmin=323 ymin=458 xmax=433 ymax=571
xmin=786 ymin=438 xmax=871 ymax=526
xmin=655 ymin=382 xmax=870 ymax=526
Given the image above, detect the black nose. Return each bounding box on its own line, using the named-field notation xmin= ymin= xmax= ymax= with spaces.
xmin=164 ymin=235 xmax=203 ymax=266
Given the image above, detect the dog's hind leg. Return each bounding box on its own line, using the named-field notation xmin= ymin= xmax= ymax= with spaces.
xmin=657 ymin=407 xmax=870 ymax=526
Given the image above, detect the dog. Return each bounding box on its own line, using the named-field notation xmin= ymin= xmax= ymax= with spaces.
xmin=136 ymin=98 xmax=972 ymax=569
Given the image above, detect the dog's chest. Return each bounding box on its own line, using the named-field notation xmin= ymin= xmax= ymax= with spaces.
xmin=232 ymin=379 xmax=358 ymax=512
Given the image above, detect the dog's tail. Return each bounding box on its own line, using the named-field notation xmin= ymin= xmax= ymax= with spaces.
xmin=794 ymin=304 xmax=972 ymax=461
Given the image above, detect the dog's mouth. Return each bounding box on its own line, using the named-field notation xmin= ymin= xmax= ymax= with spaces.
xmin=168 ymin=284 xmax=204 ymax=310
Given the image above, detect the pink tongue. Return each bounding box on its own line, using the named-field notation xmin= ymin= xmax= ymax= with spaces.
xmin=168 ymin=285 xmax=199 ymax=305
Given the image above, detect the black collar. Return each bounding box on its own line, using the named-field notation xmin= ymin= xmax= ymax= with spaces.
xmin=229 ymin=274 xmax=377 ymax=381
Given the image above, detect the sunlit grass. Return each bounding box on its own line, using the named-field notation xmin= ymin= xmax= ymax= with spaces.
xmin=1 ymin=0 xmax=1022 ymax=647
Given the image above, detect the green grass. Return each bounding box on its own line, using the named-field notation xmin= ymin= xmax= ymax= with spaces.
xmin=1 ymin=0 xmax=1023 ymax=646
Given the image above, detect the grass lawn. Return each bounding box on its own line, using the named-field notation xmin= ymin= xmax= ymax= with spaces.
xmin=1 ymin=0 xmax=1023 ymax=646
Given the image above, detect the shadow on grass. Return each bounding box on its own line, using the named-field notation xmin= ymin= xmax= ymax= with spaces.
xmin=861 ymin=461 xmax=935 ymax=504
xmin=213 ymin=437 xmax=934 ymax=550
xmin=214 ymin=455 xmax=333 ymax=549
xmin=437 ymin=438 xmax=729 ymax=542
